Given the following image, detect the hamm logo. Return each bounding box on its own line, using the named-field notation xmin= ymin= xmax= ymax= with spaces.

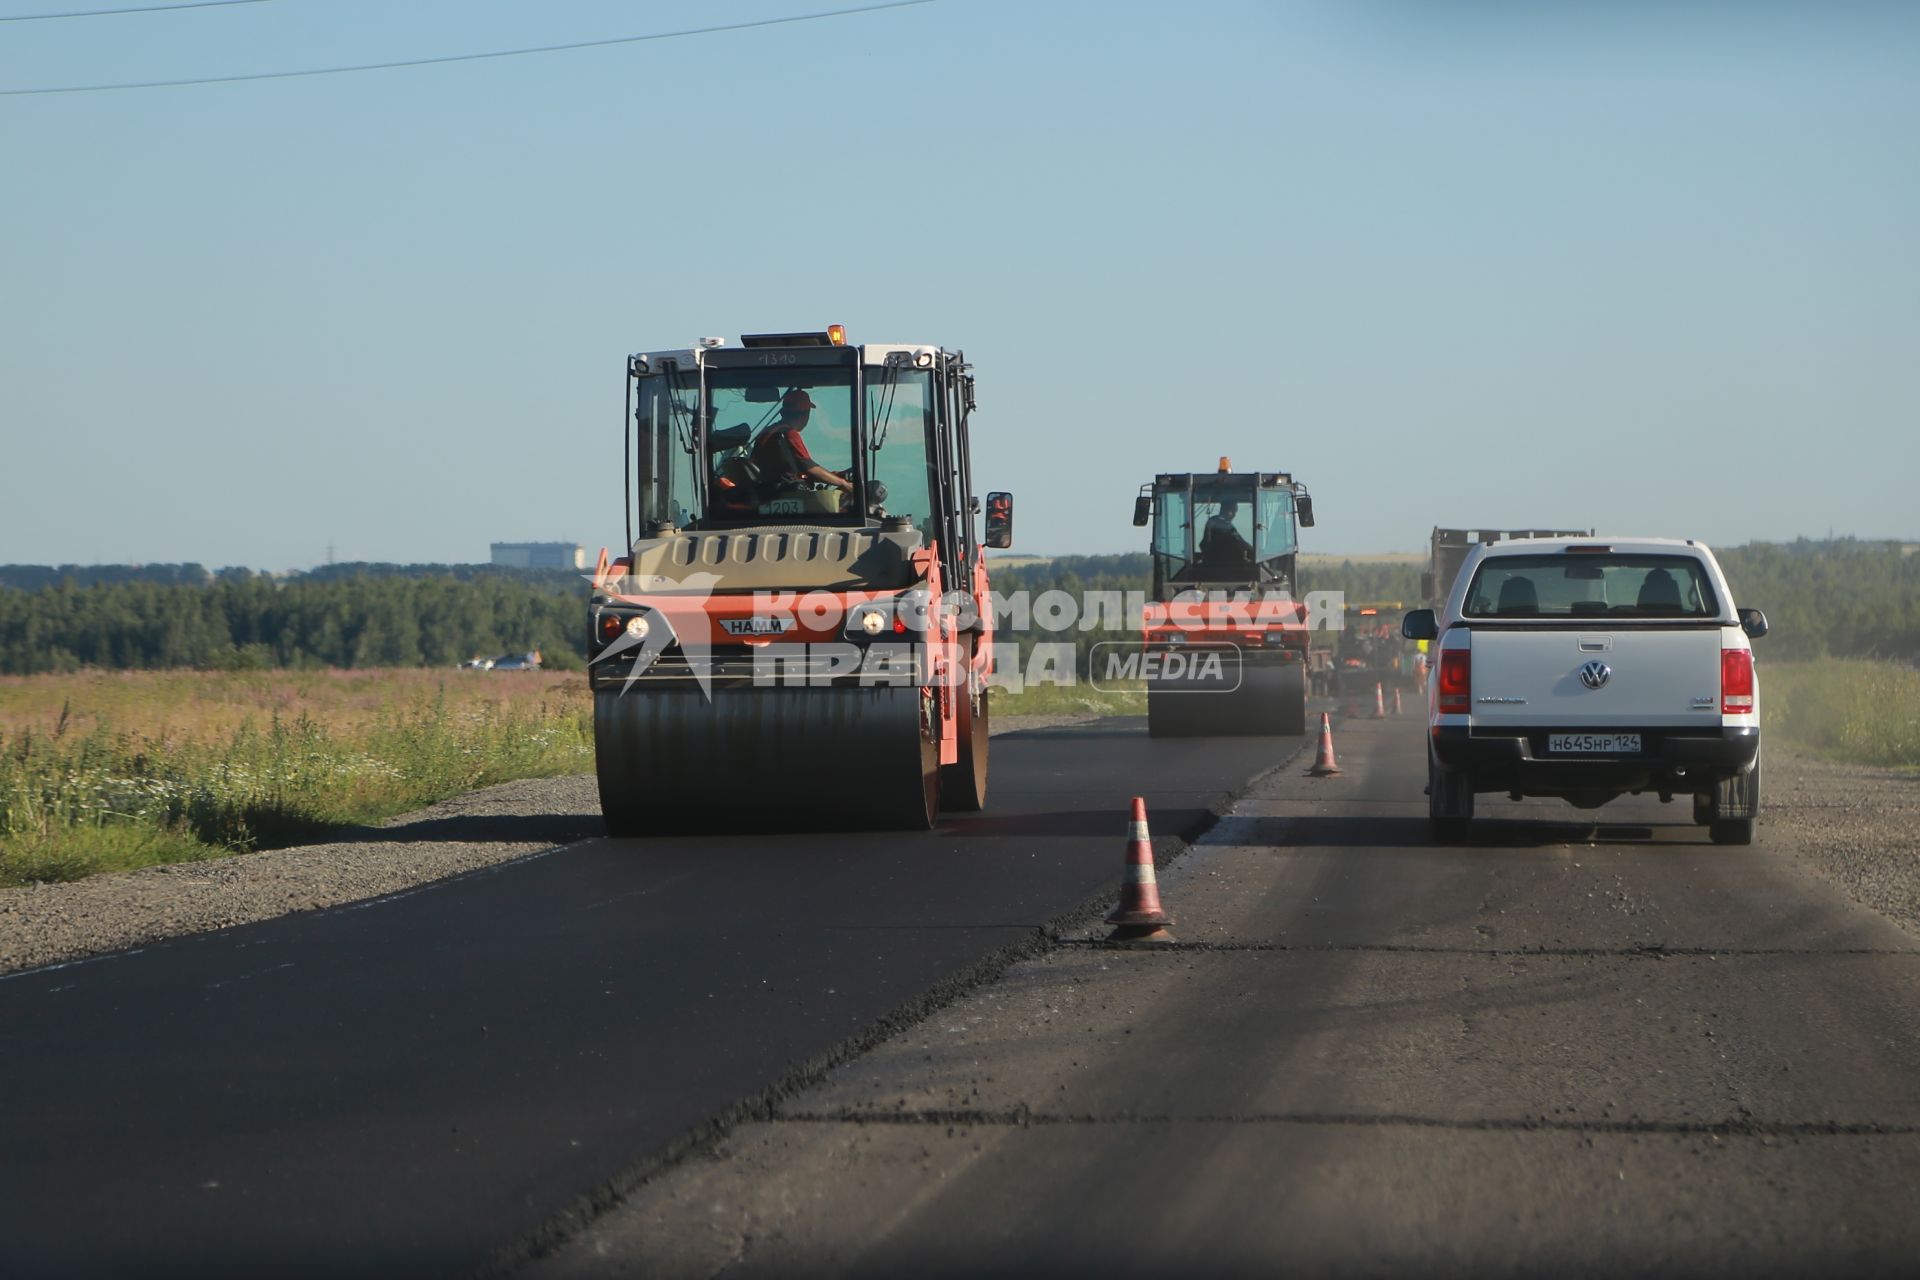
xmin=1090 ymin=642 xmax=1243 ymax=693
xmin=722 ymin=617 xmax=792 ymax=637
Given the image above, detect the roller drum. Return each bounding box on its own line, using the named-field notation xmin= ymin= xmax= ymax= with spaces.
xmin=596 ymin=684 xmax=938 ymax=834
xmin=1146 ymin=656 xmax=1306 ymax=737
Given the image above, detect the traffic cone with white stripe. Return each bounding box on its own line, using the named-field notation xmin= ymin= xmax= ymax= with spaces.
xmin=1373 ymin=682 xmax=1387 ymax=719
xmin=1393 ymin=687 xmax=1404 ymax=716
xmin=1308 ymin=711 xmax=1341 ymax=776
xmin=1106 ymin=797 xmax=1173 ymax=942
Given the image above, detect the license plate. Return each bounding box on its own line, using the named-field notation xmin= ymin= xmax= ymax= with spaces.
xmin=1548 ymin=733 xmax=1641 ymax=754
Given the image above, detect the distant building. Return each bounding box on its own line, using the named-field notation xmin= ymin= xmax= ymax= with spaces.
xmin=490 ymin=541 xmax=586 ymax=570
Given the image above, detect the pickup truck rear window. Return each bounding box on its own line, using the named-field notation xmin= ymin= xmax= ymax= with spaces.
xmin=1463 ymin=554 xmax=1719 ymax=619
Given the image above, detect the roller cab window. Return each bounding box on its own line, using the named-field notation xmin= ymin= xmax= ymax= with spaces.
xmin=630 ymin=356 xmax=952 ymax=539
xmin=707 ymin=371 xmax=856 ymax=522
xmin=1155 ymin=477 xmax=1295 ymax=590
xmin=864 ymin=371 xmax=937 ymax=532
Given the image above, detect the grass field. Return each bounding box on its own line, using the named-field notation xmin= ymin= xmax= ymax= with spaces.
xmin=0 ymin=669 xmax=591 ymax=886
xmin=1762 ymin=660 xmax=1920 ymax=769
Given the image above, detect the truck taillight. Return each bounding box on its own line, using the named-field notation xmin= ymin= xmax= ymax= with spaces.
xmin=1721 ymin=647 xmax=1755 ymax=715
xmin=1437 ymin=649 xmax=1471 ymax=714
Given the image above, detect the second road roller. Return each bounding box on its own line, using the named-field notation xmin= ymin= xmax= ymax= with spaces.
xmin=1133 ymin=459 xmax=1317 ymax=737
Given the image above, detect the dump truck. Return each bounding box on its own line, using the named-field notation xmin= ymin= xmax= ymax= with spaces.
xmin=1424 ymin=527 xmax=1593 ymax=612
xmin=587 ymin=328 xmax=1010 ymax=833
xmin=1133 ymin=459 xmax=1316 ymax=737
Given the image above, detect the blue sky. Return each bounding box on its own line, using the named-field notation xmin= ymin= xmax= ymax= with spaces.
xmin=2 ymin=0 xmax=1915 ymax=569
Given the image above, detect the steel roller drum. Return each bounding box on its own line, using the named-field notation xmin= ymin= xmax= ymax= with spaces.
xmin=1147 ymin=657 xmax=1306 ymax=738
xmin=595 ymin=683 xmax=939 ymax=834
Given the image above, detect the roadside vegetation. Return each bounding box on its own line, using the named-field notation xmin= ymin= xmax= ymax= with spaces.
xmin=0 ymin=564 xmax=586 ymax=674
xmin=0 ymin=670 xmax=590 ymax=886
xmin=1762 ymin=660 xmax=1920 ymax=770
xmin=995 ymin=680 xmax=1144 ymax=719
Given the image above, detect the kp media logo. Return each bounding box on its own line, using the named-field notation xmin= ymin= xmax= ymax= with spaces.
xmin=1089 ymin=641 xmax=1244 ymax=693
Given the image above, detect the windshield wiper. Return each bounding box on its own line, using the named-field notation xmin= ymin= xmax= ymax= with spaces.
xmin=867 ymin=353 xmax=906 ymax=453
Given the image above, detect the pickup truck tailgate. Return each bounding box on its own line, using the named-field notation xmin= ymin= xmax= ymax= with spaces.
xmin=1469 ymin=627 xmax=1725 ymax=729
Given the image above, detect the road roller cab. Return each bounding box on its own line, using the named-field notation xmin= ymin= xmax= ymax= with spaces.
xmin=588 ymin=328 xmax=1008 ymax=834
xmin=1132 ymin=460 xmax=1316 ymax=737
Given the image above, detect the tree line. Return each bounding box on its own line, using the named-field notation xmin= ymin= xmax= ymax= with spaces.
xmin=0 ymin=567 xmax=587 ymax=675
xmin=0 ymin=539 xmax=1911 ymax=676
xmin=1715 ymin=539 xmax=1920 ymax=662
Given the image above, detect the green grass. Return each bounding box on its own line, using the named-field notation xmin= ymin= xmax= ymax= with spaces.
xmin=0 ymin=672 xmax=592 ymax=886
xmin=993 ymin=680 xmax=1145 ymax=718
xmin=1762 ymin=659 xmax=1920 ymax=768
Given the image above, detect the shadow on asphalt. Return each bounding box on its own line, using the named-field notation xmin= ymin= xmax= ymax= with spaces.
xmin=348 ymin=813 xmax=606 ymax=845
xmin=1000 ymin=715 xmax=1300 ymax=746
xmin=1241 ymin=814 xmax=1690 ymax=850
xmin=946 ymin=806 xmax=1217 ymax=841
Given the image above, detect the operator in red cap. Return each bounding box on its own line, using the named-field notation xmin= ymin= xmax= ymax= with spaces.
xmin=751 ymin=388 xmax=854 ymax=498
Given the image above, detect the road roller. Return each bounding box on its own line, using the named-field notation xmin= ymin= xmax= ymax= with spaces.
xmin=1132 ymin=459 xmax=1317 ymax=737
xmin=588 ymin=328 xmax=1011 ymax=834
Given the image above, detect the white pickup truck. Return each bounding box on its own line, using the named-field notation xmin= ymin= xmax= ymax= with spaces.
xmin=1402 ymin=537 xmax=1768 ymax=845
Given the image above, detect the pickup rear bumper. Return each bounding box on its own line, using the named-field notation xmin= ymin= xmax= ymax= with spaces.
xmin=1432 ymin=724 xmax=1759 ymax=795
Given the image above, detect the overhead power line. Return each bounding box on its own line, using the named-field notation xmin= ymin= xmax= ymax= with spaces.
xmin=0 ymin=0 xmax=937 ymax=94
xmin=0 ymin=0 xmax=271 ymax=20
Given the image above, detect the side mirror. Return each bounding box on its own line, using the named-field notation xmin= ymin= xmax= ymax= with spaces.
xmin=984 ymin=491 xmax=1014 ymax=549
xmin=1295 ymin=494 xmax=1315 ymax=528
xmin=1738 ymin=606 xmax=1769 ymax=640
xmin=1402 ymin=608 xmax=1438 ymax=642
xmin=1131 ymin=494 xmax=1152 ymax=527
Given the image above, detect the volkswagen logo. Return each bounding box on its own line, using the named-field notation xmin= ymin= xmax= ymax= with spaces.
xmin=1579 ymin=660 xmax=1611 ymax=690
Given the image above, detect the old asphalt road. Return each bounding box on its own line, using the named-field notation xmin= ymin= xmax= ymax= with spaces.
xmin=0 ymin=718 xmax=1304 ymax=1278
xmin=532 ymin=712 xmax=1920 ymax=1278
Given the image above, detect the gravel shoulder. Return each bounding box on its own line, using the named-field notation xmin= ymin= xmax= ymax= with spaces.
xmin=0 ymin=774 xmax=605 ymax=978
xmin=1764 ymin=751 xmax=1920 ymax=938
xmin=0 ymin=712 xmax=1093 ymax=979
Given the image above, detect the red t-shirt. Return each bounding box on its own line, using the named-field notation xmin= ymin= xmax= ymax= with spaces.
xmin=753 ymin=426 xmax=813 ymax=481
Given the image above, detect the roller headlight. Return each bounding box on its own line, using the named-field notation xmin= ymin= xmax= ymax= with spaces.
xmin=860 ymin=611 xmax=886 ymax=636
xmin=597 ymin=612 xmax=651 ymax=644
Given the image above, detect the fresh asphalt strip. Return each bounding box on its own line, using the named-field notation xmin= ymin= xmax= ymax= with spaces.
xmin=0 ymin=717 xmax=1307 ymax=1279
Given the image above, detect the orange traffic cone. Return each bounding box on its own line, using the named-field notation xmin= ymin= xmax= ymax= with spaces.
xmin=1373 ymin=682 xmax=1386 ymax=719
xmin=1309 ymin=711 xmax=1342 ymax=776
xmin=1106 ymin=797 xmax=1173 ymax=942
xmin=1393 ymin=687 xmax=1404 ymax=716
